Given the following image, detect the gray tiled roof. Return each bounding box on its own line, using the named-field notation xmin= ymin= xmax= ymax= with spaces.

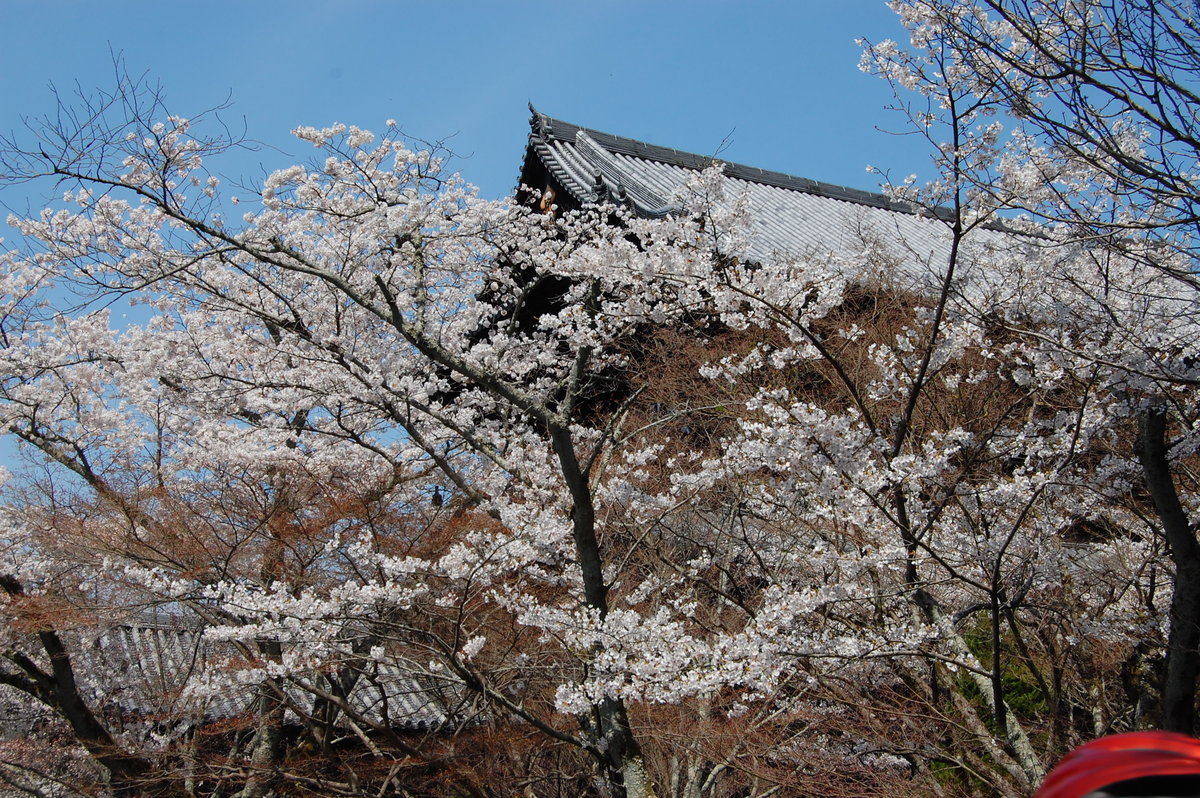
xmin=526 ymin=107 xmax=1014 ymax=281
xmin=87 ymin=623 xmax=456 ymax=732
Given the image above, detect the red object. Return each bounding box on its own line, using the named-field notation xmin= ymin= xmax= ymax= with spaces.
xmin=1035 ymin=731 xmax=1200 ymax=797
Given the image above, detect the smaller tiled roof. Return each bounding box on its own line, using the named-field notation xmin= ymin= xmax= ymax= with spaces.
xmin=87 ymin=622 xmax=457 ymax=732
xmin=525 ymin=106 xmax=1014 ymax=280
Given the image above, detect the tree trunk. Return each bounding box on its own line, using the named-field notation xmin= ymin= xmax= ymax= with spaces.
xmin=929 ymin=604 xmax=1043 ymax=788
xmin=549 ymin=426 xmax=656 ymax=798
xmin=1136 ymin=405 xmax=1200 ymax=735
xmin=0 ymin=576 xmax=153 ymax=795
xmin=233 ymin=680 xmax=286 ymax=798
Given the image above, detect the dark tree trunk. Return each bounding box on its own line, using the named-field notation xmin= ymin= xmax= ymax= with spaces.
xmin=1136 ymin=405 xmax=1200 ymax=735
xmin=550 ymin=425 xmax=654 ymax=798
xmin=41 ymin=629 xmax=153 ymax=794
xmin=0 ymin=576 xmax=153 ymax=795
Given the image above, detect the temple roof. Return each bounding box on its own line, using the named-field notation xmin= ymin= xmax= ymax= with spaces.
xmin=523 ymin=106 xmax=1012 ymax=278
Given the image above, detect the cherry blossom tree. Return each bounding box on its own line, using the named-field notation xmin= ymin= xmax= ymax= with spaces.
xmin=867 ymin=0 xmax=1200 ymax=738
xmin=0 ymin=75 xmax=683 ymax=796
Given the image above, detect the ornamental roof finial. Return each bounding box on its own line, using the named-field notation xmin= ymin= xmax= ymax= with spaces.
xmin=528 ymin=103 xmax=552 ymax=139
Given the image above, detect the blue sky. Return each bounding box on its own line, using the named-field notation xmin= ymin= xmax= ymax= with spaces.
xmin=1 ymin=1 xmax=932 ymax=208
